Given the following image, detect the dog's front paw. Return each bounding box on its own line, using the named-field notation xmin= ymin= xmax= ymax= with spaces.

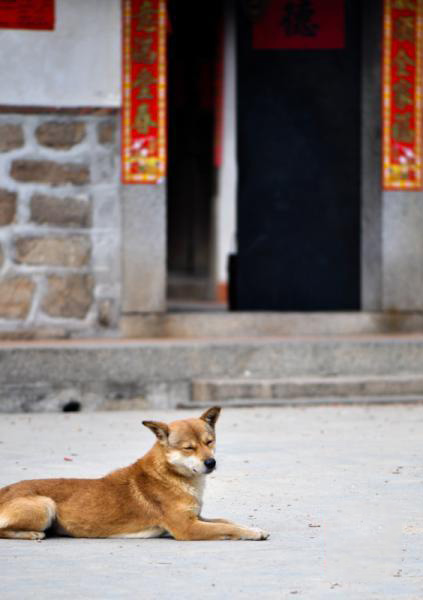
xmin=242 ymin=527 xmax=270 ymax=541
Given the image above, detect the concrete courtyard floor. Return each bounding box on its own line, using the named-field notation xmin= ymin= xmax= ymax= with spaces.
xmin=1 ymin=405 xmax=423 ymax=599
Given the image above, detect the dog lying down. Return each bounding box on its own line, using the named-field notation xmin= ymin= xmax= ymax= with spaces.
xmin=0 ymin=407 xmax=269 ymax=541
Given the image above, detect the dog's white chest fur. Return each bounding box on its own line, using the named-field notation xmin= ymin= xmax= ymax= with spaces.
xmin=181 ymin=476 xmax=205 ymax=502
xmin=109 ymin=526 xmax=165 ymax=539
xmin=180 ymin=475 xmax=206 ymax=516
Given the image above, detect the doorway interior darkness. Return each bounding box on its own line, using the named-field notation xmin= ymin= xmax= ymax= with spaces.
xmin=234 ymin=0 xmax=362 ymax=311
xmin=167 ymin=0 xmax=223 ymax=303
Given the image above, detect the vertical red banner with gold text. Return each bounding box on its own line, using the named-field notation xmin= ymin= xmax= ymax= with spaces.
xmin=383 ymin=0 xmax=423 ymax=190
xmin=122 ymin=0 xmax=167 ymax=184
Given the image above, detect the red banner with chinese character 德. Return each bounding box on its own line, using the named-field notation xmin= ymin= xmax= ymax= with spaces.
xmin=383 ymin=0 xmax=423 ymax=190
xmin=253 ymin=0 xmax=345 ymax=50
xmin=122 ymin=0 xmax=166 ymax=184
xmin=0 ymin=0 xmax=54 ymax=30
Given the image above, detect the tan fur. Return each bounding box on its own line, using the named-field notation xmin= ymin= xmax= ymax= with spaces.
xmin=0 ymin=407 xmax=269 ymax=541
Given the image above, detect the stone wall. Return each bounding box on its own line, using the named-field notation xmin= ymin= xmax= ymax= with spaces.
xmin=0 ymin=111 xmax=121 ymax=339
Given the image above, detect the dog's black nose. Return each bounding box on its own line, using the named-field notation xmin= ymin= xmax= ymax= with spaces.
xmin=204 ymin=458 xmax=216 ymax=471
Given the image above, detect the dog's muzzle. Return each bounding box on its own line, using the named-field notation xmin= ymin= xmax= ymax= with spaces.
xmin=204 ymin=458 xmax=216 ymax=473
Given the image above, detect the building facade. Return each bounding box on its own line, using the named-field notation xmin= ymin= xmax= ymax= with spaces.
xmin=0 ymin=0 xmax=421 ymax=340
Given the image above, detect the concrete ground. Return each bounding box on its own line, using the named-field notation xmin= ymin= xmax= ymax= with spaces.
xmin=0 ymin=405 xmax=422 ymax=599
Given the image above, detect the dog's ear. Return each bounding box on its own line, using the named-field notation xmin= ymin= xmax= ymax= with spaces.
xmin=200 ymin=406 xmax=221 ymax=429
xmin=142 ymin=420 xmax=169 ymax=444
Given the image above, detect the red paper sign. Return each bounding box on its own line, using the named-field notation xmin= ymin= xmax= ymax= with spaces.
xmin=383 ymin=0 xmax=423 ymax=189
xmin=121 ymin=0 xmax=167 ymax=184
xmin=0 ymin=0 xmax=54 ymax=30
xmin=253 ymin=0 xmax=344 ymax=50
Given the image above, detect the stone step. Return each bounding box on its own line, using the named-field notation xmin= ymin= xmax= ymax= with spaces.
xmin=3 ymin=336 xmax=423 ymax=411
xmin=189 ymin=375 xmax=423 ymax=407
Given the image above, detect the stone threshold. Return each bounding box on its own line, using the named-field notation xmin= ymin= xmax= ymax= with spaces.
xmin=3 ymin=330 xmax=423 ymax=348
xmin=120 ymin=311 xmax=423 ymax=339
xmin=3 ymin=312 xmax=423 ymax=344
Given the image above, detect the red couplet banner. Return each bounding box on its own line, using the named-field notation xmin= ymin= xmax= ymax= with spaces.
xmin=253 ymin=0 xmax=345 ymax=50
xmin=383 ymin=0 xmax=423 ymax=189
xmin=0 ymin=0 xmax=54 ymax=30
xmin=121 ymin=0 xmax=167 ymax=184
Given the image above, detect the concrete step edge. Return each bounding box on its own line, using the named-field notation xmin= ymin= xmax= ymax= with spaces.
xmin=192 ymin=375 xmax=423 ymax=403
xmin=182 ymin=395 xmax=423 ymax=408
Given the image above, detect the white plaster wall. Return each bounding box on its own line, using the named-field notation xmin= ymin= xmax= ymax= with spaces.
xmin=0 ymin=0 xmax=121 ymax=107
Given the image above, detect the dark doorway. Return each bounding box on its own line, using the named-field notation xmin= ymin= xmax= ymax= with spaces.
xmin=234 ymin=0 xmax=361 ymax=311
xmin=167 ymin=1 xmax=222 ymax=303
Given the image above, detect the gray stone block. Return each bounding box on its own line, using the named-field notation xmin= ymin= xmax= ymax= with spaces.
xmin=383 ymin=191 xmax=423 ymax=310
xmin=121 ymin=183 xmax=166 ymax=313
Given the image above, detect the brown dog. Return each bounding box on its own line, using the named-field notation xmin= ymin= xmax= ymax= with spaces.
xmin=0 ymin=407 xmax=269 ymax=541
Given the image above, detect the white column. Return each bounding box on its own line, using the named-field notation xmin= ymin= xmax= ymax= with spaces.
xmin=215 ymin=3 xmax=237 ymax=301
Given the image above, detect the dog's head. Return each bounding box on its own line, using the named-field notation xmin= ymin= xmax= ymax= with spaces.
xmin=142 ymin=407 xmax=221 ymax=477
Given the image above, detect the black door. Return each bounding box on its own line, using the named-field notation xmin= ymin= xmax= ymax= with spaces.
xmin=234 ymin=0 xmax=361 ymax=311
